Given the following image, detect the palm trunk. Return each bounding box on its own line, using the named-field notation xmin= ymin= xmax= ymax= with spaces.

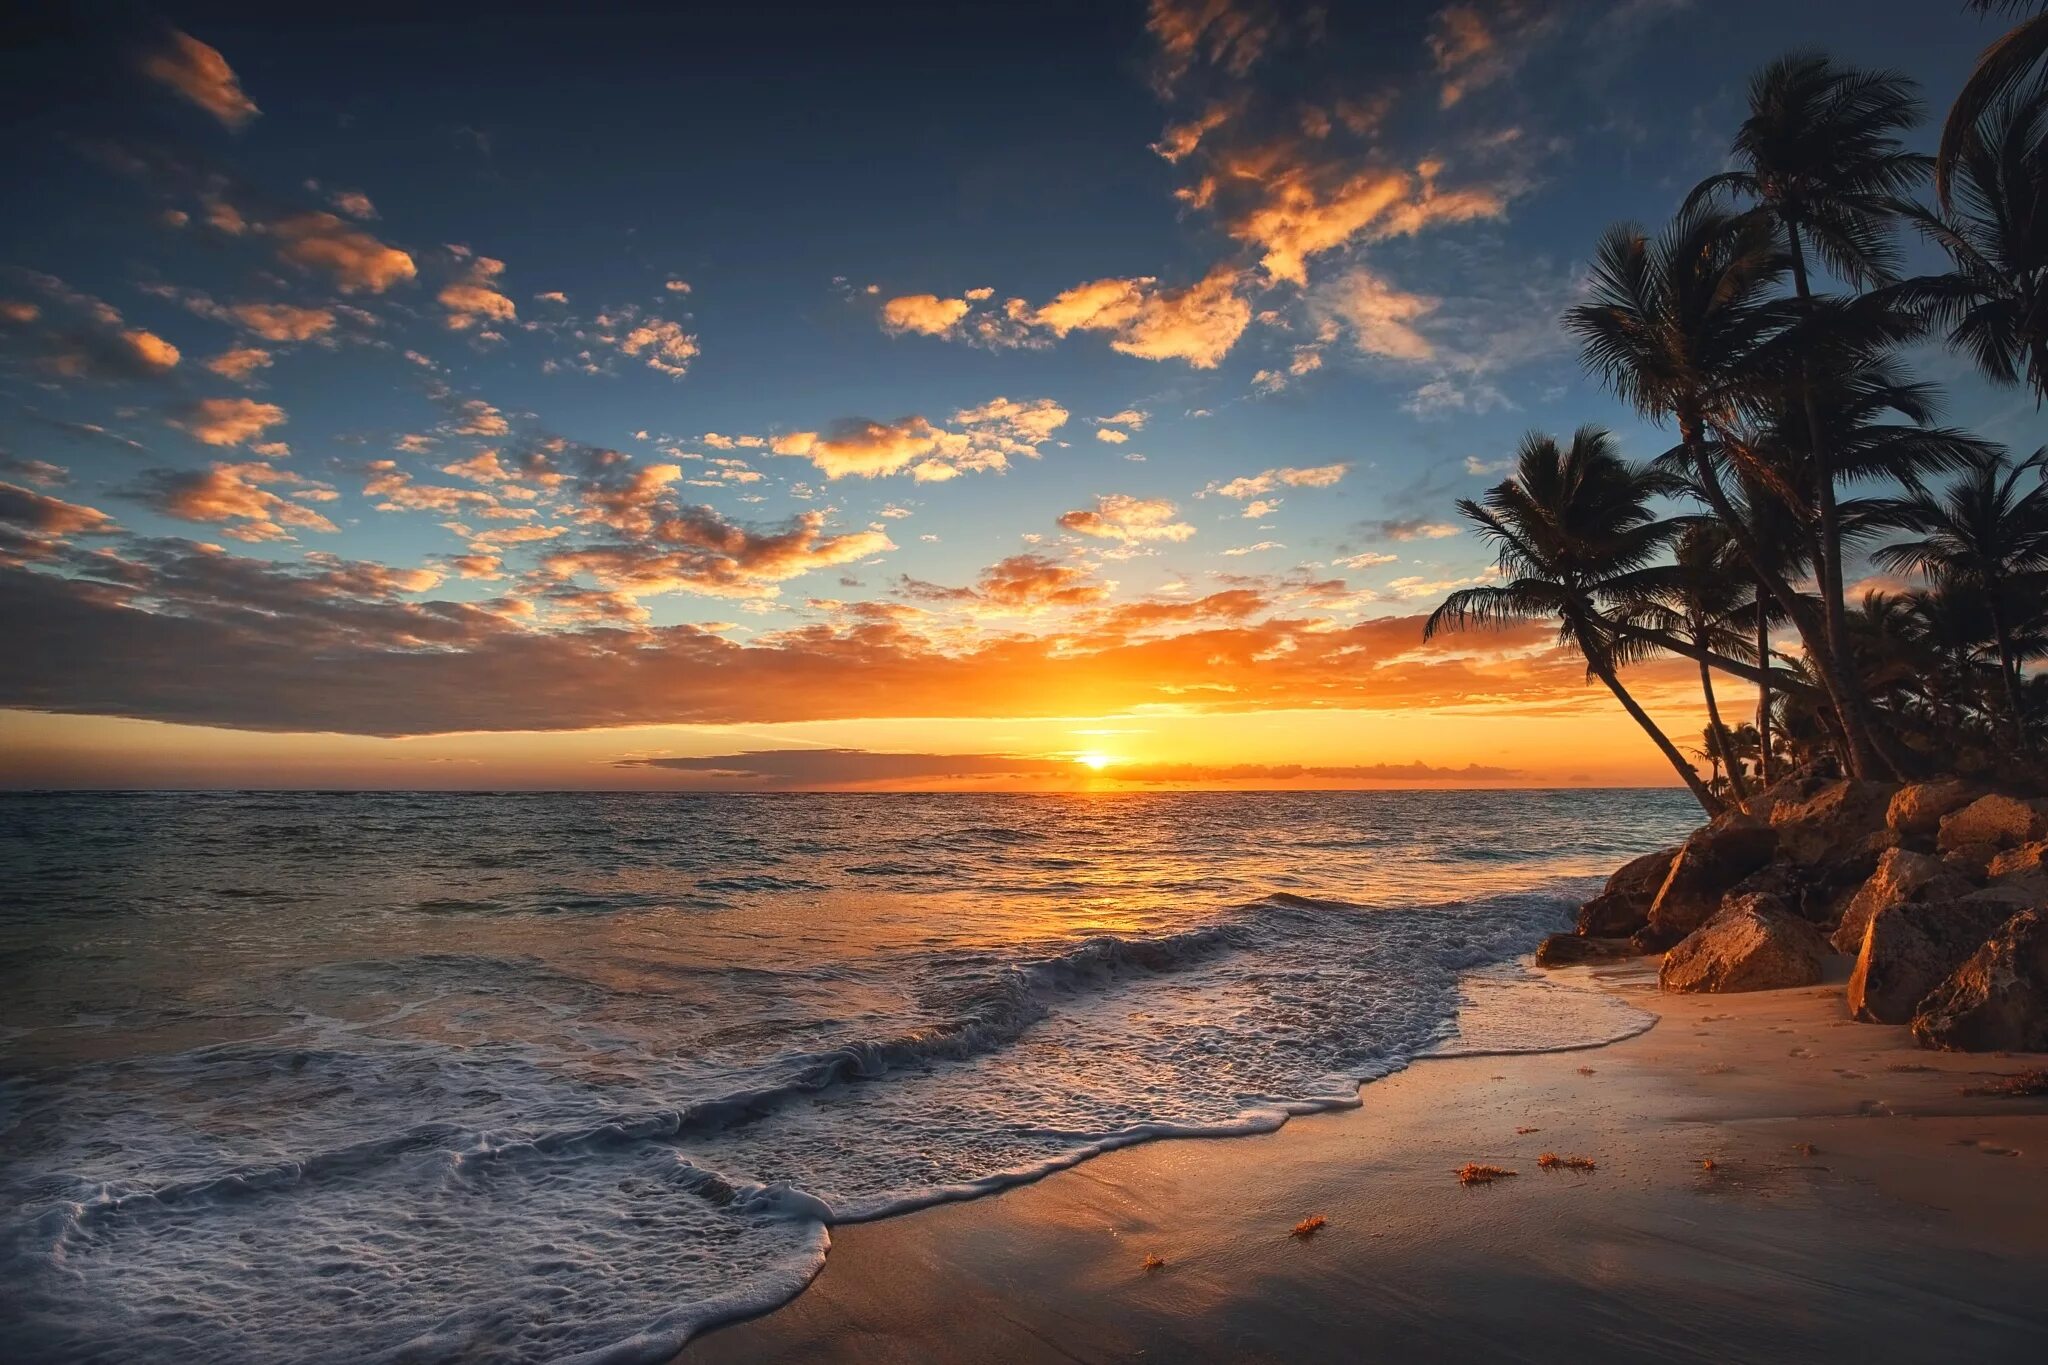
xmin=1698 ymin=648 xmax=1753 ymax=807
xmin=1589 ymin=658 xmax=1722 ymax=817
xmin=1784 ymin=228 xmax=1905 ymax=781
xmin=1675 ymin=408 xmax=1875 ymax=778
xmin=1755 ymin=590 xmax=1774 ymax=786
xmin=1988 ymin=597 xmax=2032 ymax=750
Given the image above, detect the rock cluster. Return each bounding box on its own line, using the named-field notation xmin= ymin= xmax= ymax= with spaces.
xmin=1537 ymin=773 xmax=2048 ymax=1054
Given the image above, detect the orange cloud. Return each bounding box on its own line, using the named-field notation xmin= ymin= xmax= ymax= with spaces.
xmin=1029 ymin=266 xmax=1250 ymax=368
xmin=137 ymin=462 xmax=337 ymax=542
xmin=772 ymin=397 xmax=1067 ymax=481
xmin=542 ymin=508 xmax=893 ymax=600
xmin=167 ymin=397 xmax=287 ymax=447
xmin=138 ymin=29 xmax=259 ymax=129
xmin=439 ymin=254 xmax=517 ymax=331
xmin=204 ymin=346 xmax=273 ymax=380
xmin=1208 ymin=463 xmax=1348 ymax=498
xmin=269 ymin=212 xmax=417 ymax=293
xmin=0 ymin=483 xmax=114 ymax=537
xmin=1058 ymin=493 xmax=1195 ymax=543
xmin=881 ymin=294 xmax=971 ymax=336
xmin=230 ymin=302 xmax=336 ymax=342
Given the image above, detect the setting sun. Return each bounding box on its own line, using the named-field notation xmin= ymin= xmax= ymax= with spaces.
xmin=1075 ymin=752 xmax=1117 ymax=771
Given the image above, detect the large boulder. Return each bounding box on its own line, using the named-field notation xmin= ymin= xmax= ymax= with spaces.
xmin=1659 ymin=893 xmax=1828 ymax=994
xmin=1963 ymin=875 xmax=2048 ymax=914
xmin=1830 ymin=847 xmax=1976 ymax=955
xmin=1770 ymin=779 xmax=1899 ymax=865
xmin=1846 ymin=898 xmax=2015 ymax=1024
xmin=1574 ymin=845 xmax=1680 ymax=937
xmin=1937 ymin=794 xmax=2048 ymax=854
xmin=1887 ymin=779 xmax=1982 ymax=841
xmin=1646 ymin=819 xmax=1780 ymax=940
xmin=1536 ymin=933 xmax=1639 ymax=967
xmin=1911 ymin=910 xmax=2048 ymax=1052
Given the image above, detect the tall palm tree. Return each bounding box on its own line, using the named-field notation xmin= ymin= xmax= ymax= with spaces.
xmin=1685 ymin=54 xmax=1928 ymax=702
xmin=1937 ymin=1 xmax=2048 ymax=210
xmin=1667 ymin=522 xmax=1758 ymax=806
xmin=1422 ymin=428 xmax=1723 ymax=815
xmin=1869 ymin=445 xmax=2048 ymax=745
xmin=1565 ymin=205 xmax=1895 ymax=778
xmin=1900 ymin=84 xmax=2048 ymax=403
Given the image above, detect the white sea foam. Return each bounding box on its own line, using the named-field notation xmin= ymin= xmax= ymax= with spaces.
xmin=0 ymin=789 xmax=1697 ymax=1362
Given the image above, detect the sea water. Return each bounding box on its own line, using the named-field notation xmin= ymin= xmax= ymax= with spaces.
xmin=0 ymin=789 xmax=1694 ymax=1362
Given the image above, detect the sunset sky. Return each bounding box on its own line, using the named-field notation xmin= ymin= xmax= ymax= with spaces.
xmin=0 ymin=1 xmax=2032 ymax=790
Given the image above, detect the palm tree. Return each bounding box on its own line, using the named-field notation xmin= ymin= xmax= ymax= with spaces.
xmin=1869 ymin=445 xmax=2048 ymax=745
xmin=1422 ymin=428 xmax=1723 ymax=815
xmin=1685 ymin=54 xmax=1928 ymax=709
xmin=1667 ymin=522 xmax=1758 ymax=806
xmin=1565 ymin=206 xmax=1895 ymax=779
xmin=1937 ymin=1 xmax=2048 ymax=210
xmin=1899 ymin=84 xmax=2048 ymax=403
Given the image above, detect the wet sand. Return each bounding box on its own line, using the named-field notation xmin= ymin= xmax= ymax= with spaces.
xmin=687 ymin=962 xmax=2048 ymax=1363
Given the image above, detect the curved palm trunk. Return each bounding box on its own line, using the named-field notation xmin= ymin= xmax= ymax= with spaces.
xmin=1755 ymin=590 xmax=1774 ymax=786
xmin=1589 ymin=659 xmax=1723 ymax=817
xmin=1698 ymin=648 xmax=1754 ymax=807
xmin=1783 ymin=229 xmax=1906 ymax=781
xmin=1988 ymin=597 xmax=2032 ymax=749
xmin=1676 ymin=411 xmax=1875 ymax=777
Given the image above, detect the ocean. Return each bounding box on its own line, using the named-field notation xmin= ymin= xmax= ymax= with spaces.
xmin=0 ymin=788 xmax=1696 ymax=1363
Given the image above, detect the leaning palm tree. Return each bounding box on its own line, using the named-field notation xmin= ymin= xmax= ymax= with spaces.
xmin=1565 ymin=206 xmax=1896 ymax=779
xmin=1685 ymin=54 xmax=1928 ymax=696
xmin=1937 ymin=0 xmax=2048 ymax=210
xmin=1869 ymin=445 xmax=2048 ymax=745
xmin=1899 ymin=83 xmax=2048 ymax=403
xmin=1423 ymin=427 xmax=1722 ymax=815
xmin=1666 ymin=522 xmax=1759 ymax=806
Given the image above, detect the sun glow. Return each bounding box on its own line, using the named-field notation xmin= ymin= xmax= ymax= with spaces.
xmin=1074 ymin=751 xmax=1117 ymax=771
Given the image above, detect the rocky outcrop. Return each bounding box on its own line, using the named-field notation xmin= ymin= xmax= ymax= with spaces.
xmin=1936 ymin=794 xmax=2048 ymax=854
xmin=1963 ymin=875 xmax=2048 ymax=913
xmin=1911 ymin=910 xmax=2048 ymax=1052
xmin=1830 ymin=847 xmax=1975 ymax=955
xmin=1769 ymin=780 xmax=1899 ymax=866
xmin=1885 ymin=779 xmax=1982 ymax=841
xmin=1574 ymin=845 xmax=1680 ymax=937
xmin=1646 ymin=820 xmax=1779 ymax=940
xmin=1659 ymin=893 xmax=1828 ymax=994
xmin=1846 ymin=898 xmax=2015 ymax=1024
xmin=1535 ymin=933 xmax=1638 ymax=967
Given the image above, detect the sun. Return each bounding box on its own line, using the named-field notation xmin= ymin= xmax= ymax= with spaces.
xmin=1074 ymin=751 xmax=1116 ymax=771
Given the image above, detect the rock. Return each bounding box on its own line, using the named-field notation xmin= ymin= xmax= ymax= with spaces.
xmin=1646 ymin=819 xmax=1779 ymax=940
xmin=1937 ymin=794 xmax=2048 ymax=854
xmin=1963 ymin=875 xmax=2048 ymax=913
xmin=1725 ymin=861 xmax=1825 ymax=923
xmin=1536 ymin=933 xmax=1639 ymax=967
xmin=1574 ymin=845 xmax=1679 ymax=937
xmin=1846 ymin=898 xmax=2015 ymax=1024
xmin=1942 ymin=841 xmax=2001 ymax=879
xmin=1830 ymin=847 xmax=1976 ymax=955
xmin=1769 ymin=779 xmax=1899 ymax=865
xmin=1659 ymin=893 xmax=1828 ymax=994
xmin=1988 ymin=840 xmax=2048 ymax=882
xmin=1886 ymin=779 xmax=1982 ymax=840
xmin=1911 ymin=910 xmax=2048 ymax=1052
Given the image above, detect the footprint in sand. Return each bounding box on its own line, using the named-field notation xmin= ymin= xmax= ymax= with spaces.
xmin=1956 ymin=1138 xmax=2022 ymax=1157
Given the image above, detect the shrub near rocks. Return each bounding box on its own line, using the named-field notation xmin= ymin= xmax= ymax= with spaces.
xmin=1846 ymin=898 xmax=2017 ymax=1024
xmin=1912 ymin=910 xmax=2048 ymax=1053
xmin=1659 ymin=893 xmax=1828 ymax=994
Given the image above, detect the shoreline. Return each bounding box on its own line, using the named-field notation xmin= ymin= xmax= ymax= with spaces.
xmin=684 ymin=960 xmax=2048 ymax=1362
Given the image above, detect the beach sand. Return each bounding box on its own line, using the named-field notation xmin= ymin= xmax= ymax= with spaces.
xmin=687 ymin=962 xmax=2048 ymax=1363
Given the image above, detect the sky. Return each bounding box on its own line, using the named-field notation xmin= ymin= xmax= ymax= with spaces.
xmin=0 ymin=0 xmax=2034 ymax=791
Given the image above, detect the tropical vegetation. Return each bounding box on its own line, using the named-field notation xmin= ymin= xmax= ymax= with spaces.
xmin=1425 ymin=15 xmax=2048 ymax=815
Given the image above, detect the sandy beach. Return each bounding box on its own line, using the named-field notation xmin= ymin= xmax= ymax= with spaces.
xmin=688 ymin=961 xmax=2048 ymax=1363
